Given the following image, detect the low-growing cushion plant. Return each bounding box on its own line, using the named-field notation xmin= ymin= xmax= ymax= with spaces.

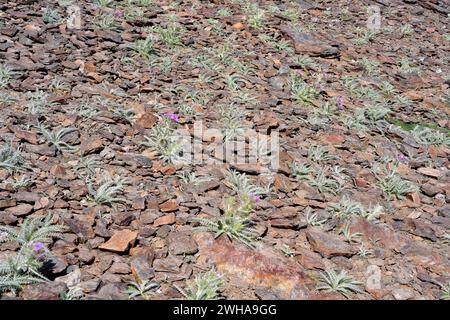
xmin=316 ymin=269 xmax=364 ymax=298
xmin=175 ymin=269 xmax=223 ymax=300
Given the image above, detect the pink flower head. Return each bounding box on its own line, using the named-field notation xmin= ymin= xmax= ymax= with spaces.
xmin=32 ymin=242 xmax=44 ymax=253
xmin=336 ymin=96 xmax=344 ymax=110
xmin=314 ymin=81 xmax=322 ymax=92
xmin=163 ymin=112 xmax=179 ymax=123
xmin=397 ymin=154 xmax=408 ymax=162
xmin=248 ymin=193 xmax=261 ymax=203
xmin=114 ymin=9 xmax=124 ymax=17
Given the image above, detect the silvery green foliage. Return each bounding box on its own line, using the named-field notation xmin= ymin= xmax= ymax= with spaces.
xmin=60 ymin=286 xmax=83 ymax=300
xmin=372 ymin=162 xmax=418 ymax=200
xmin=357 ymin=244 xmax=372 ymax=257
xmin=304 ymin=207 xmax=328 ymax=227
xmin=289 ymin=75 xmax=318 ymax=105
xmin=193 ymin=196 xmax=258 ymax=248
xmin=226 ymin=170 xmax=269 ymax=196
xmin=0 ymin=214 xmax=65 ymax=294
xmin=133 ymin=36 xmax=157 ymax=60
xmin=177 ymin=171 xmax=211 ymax=186
xmin=219 ymin=104 xmax=247 ymax=142
xmin=142 ymin=121 xmax=184 ymax=164
xmin=410 ymin=127 xmax=450 ymax=147
xmin=43 ymin=7 xmax=63 ymax=25
xmin=340 ymin=225 xmax=362 ymax=243
xmin=86 ymin=174 xmax=130 ymax=206
xmin=74 ymin=157 xmax=102 ymax=178
xmin=36 ymin=123 xmax=79 ymax=153
xmin=0 ymin=64 xmax=13 ymax=88
xmin=316 ymin=269 xmax=364 ymax=298
xmin=280 ymin=244 xmax=295 ymax=257
xmin=175 ymin=269 xmax=223 ymax=300
xmin=309 ymin=168 xmax=344 ymax=195
xmin=0 ymin=143 xmax=28 ymax=173
xmin=441 ymin=282 xmax=450 ymax=300
xmin=290 ymin=161 xmax=312 ymax=180
xmin=112 ymin=107 xmax=136 ymax=125
xmin=126 ymin=280 xmax=159 ymax=300
xmin=25 ymin=90 xmax=55 ymax=115
xmin=307 ymin=146 xmax=338 ymax=162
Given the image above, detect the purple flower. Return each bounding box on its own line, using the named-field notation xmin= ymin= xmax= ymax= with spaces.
xmin=314 ymin=81 xmax=322 ymax=92
xmin=114 ymin=9 xmax=124 ymax=17
xmin=248 ymin=193 xmax=261 ymax=203
xmin=336 ymin=96 xmax=344 ymax=110
xmin=32 ymin=242 xmax=44 ymax=253
xmin=397 ymin=154 xmax=408 ymax=162
xmin=163 ymin=112 xmax=179 ymax=123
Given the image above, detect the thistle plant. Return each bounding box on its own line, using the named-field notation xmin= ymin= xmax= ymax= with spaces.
xmin=0 ymin=64 xmax=13 ymax=88
xmin=219 ymin=104 xmax=247 ymax=142
xmin=175 ymin=269 xmax=223 ymax=300
xmin=291 ymin=55 xmax=317 ymax=70
xmin=0 ymin=214 xmax=65 ymax=294
xmin=289 ymin=75 xmax=318 ymax=105
xmin=0 ymin=143 xmax=28 ymax=173
xmin=69 ymin=99 xmax=99 ymax=119
xmin=352 ymin=27 xmax=376 ymax=46
xmin=60 ymin=286 xmax=83 ymax=300
xmin=316 ymin=269 xmax=364 ymax=298
xmin=133 ymin=37 xmax=157 ymax=60
xmin=226 ymin=170 xmax=268 ymax=196
xmin=399 ymin=58 xmax=421 ymax=74
xmin=0 ymin=92 xmax=16 ymax=105
xmin=193 ymin=196 xmax=258 ymax=248
xmin=280 ymin=244 xmax=295 ymax=258
xmin=399 ymin=24 xmax=413 ymax=36
xmin=74 ymin=157 xmax=102 ymax=178
xmin=224 ymin=74 xmax=245 ymax=91
xmin=93 ymin=0 xmax=114 ymax=7
xmin=176 ymin=104 xmax=197 ymax=117
xmin=177 ymin=171 xmax=211 ymax=186
xmin=379 ymin=81 xmax=397 ymax=97
xmin=340 ymin=225 xmax=362 ymax=243
xmin=440 ymin=282 xmax=450 ymax=300
xmin=304 ymin=207 xmax=328 ymax=227
xmin=112 ymin=107 xmax=136 ymax=125
xmin=359 ymin=58 xmax=379 ymax=76
xmin=86 ymin=174 xmax=130 ymax=206
xmin=307 ymin=146 xmax=338 ymax=162
xmin=410 ymin=127 xmax=450 ymax=147
xmin=25 ymin=90 xmax=55 ymax=115
xmin=142 ymin=121 xmax=184 ymax=164
xmin=217 ymin=8 xmax=231 ymax=17
xmin=8 ymin=176 xmax=33 ymax=190
xmin=0 ymin=214 xmax=65 ymax=246
xmin=154 ymin=24 xmax=183 ymax=49
xmin=309 ymin=168 xmax=344 ymax=195
xmin=126 ymin=280 xmax=159 ymax=300
xmin=372 ymin=162 xmax=418 ymax=200
xmin=329 ymin=195 xmax=365 ymax=219
xmin=357 ymin=244 xmax=372 ymax=257
xmin=290 ymin=161 xmax=312 ymax=181
xmin=36 ymin=123 xmax=79 ymax=153
xmin=95 ymin=13 xmax=117 ymax=30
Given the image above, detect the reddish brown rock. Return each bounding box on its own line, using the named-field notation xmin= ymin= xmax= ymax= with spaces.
xmin=99 ymin=229 xmax=138 ymax=253
xmin=153 ymin=213 xmax=176 ymax=226
xmin=306 ymin=228 xmax=357 ymax=258
xmin=5 ymin=203 xmax=33 ymax=216
xmin=136 ymin=111 xmax=158 ymax=129
xmin=159 ymin=200 xmax=178 ymax=212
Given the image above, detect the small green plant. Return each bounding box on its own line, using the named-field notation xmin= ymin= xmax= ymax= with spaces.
xmin=74 ymin=157 xmax=102 ymax=178
xmin=340 ymin=225 xmax=362 ymax=243
xmin=0 ymin=143 xmax=28 ymax=173
xmin=289 ymin=75 xmax=318 ymax=105
xmin=217 ymin=8 xmax=231 ymax=17
xmin=280 ymin=244 xmax=295 ymax=258
xmin=193 ymin=196 xmax=258 ymax=248
xmin=359 ymin=58 xmax=379 ymax=76
xmin=410 ymin=127 xmax=450 ymax=147
xmin=60 ymin=286 xmax=83 ymax=300
xmin=243 ymin=4 xmax=265 ymax=29
xmin=133 ymin=37 xmax=157 ymax=60
xmin=291 ymin=55 xmax=317 ymax=70
xmin=399 ymin=58 xmax=421 ymax=74
xmin=290 ymin=161 xmax=312 ymax=181
xmin=443 ymin=233 xmax=450 ymax=245
xmin=357 ymin=244 xmax=372 ymax=257
xmin=112 ymin=107 xmax=136 ymax=125
xmin=154 ymin=24 xmax=183 ymax=49
xmin=93 ymin=0 xmax=114 ymax=7
xmin=226 ymin=170 xmax=268 ymax=196
xmin=25 ymin=90 xmax=55 ymax=115
xmin=224 ymin=74 xmax=245 ymax=91
xmin=304 ymin=207 xmax=327 ymax=227
xmin=36 ymin=123 xmax=79 ymax=153
xmin=330 ymin=196 xmax=365 ymax=219
xmin=352 ymin=27 xmax=376 ymax=46
xmin=316 ymin=269 xmax=364 ymax=298
xmin=0 ymin=64 xmax=13 ymax=88
xmin=440 ymin=282 xmax=450 ymax=300
xmin=372 ymin=162 xmax=418 ymax=200
xmin=219 ymin=104 xmax=247 ymax=141
xmin=86 ymin=174 xmax=130 ymax=206
xmin=126 ymin=280 xmax=159 ymax=300
xmin=307 ymin=146 xmax=338 ymax=162
xmin=309 ymin=168 xmax=344 ymax=195
xmin=142 ymin=120 xmax=184 ymax=164
xmin=177 ymin=171 xmax=211 ymax=186
xmin=8 ymin=176 xmax=33 ymax=190
xmin=175 ymin=269 xmax=223 ymax=300
xmin=95 ymin=14 xmax=117 ymax=30
xmin=399 ymin=24 xmax=413 ymax=36
xmin=0 ymin=214 xmax=65 ymax=294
